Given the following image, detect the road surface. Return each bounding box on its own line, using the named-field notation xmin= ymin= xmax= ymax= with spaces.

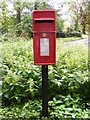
xmin=65 ymin=38 xmax=88 ymax=45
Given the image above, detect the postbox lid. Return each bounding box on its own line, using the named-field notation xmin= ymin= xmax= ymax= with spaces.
xmin=33 ymin=10 xmax=56 ymax=20
xmin=34 ymin=18 xmax=54 ymax=21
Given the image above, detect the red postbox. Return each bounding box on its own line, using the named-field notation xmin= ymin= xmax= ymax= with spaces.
xmin=33 ymin=10 xmax=56 ymax=65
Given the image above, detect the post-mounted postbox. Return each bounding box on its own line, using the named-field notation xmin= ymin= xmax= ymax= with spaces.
xmin=33 ymin=10 xmax=56 ymax=65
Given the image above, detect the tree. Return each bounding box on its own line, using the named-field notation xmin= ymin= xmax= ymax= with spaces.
xmin=1 ymin=1 xmax=9 ymax=33
xmin=67 ymin=0 xmax=88 ymax=34
xmin=79 ymin=0 xmax=88 ymax=34
xmin=1 ymin=1 xmax=64 ymax=38
xmin=14 ymin=1 xmax=21 ymax=36
xmin=16 ymin=2 xmax=21 ymax=24
xmin=56 ymin=12 xmax=64 ymax=34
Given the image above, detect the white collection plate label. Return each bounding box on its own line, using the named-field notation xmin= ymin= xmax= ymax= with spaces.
xmin=40 ymin=38 xmax=49 ymax=56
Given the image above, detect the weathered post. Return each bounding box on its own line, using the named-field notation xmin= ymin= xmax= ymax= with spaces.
xmin=42 ymin=65 xmax=48 ymax=116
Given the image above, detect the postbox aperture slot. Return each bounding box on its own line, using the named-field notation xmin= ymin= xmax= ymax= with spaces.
xmin=35 ymin=20 xmax=54 ymax=23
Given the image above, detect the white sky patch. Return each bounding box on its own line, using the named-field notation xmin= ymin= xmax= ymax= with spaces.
xmin=0 ymin=8 xmax=2 ymax=13
xmin=22 ymin=7 xmax=30 ymax=13
xmin=48 ymin=0 xmax=71 ymax=17
xmin=6 ymin=2 xmax=16 ymax=15
xmin=6 ymin=2 xmax=14 ymax=11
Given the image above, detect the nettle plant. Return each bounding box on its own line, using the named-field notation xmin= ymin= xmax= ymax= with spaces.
xmin=0 ymin=39 xmax=89 ymax=119
xmin=48 ymin=42 xmax=88 ymax=98
xmin=1 ymin=40 xmax=41 ymax=104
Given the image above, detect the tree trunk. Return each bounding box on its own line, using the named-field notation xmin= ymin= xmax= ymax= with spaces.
xmin=16 ymin=1 xmax=21 ymax=36
xmin=2 ymin=1 xmax=8 ymax=33
xmin=74 ymin=15 xmax=78 ymax=31
xmin=82 ymin=22 xmax=86 ymax=34
xmin=75 ymin=19 xmax=78 ymax=31
xmin=17 ymin=7 xmax=21 ymax=24
xmin=34 ymin=2 xmax=37 ymax=10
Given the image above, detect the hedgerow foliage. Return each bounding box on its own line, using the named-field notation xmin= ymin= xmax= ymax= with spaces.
xmin=0 ymin=39 xmax=89 ymax=119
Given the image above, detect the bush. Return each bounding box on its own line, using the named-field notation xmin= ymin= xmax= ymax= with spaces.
xmin=1 ymin=100 xmax=42 ymax=119
xmin=68 ymin=31 xmax=82 ymax=37
xmin=48 ymin=95 xmax=89 ymax=119
xmin=56 ymin=31 xmax=82 ymax=38
xmin=0 ymin=39 xmax=89 ymax=119
xmin=0 ymin=39 xmax=41 ymax=104
xmin=1 ymin=96 xmax=89 ymax=119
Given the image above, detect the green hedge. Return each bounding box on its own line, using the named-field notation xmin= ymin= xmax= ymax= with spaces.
xmin=56 ymin=31 xmax=82 ymax=38
xmin=0 ymin=31 xmax=82 ymax=43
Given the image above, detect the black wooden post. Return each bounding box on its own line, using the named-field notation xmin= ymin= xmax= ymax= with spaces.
xmin=42 ymin=65 xmax=48 ymax=117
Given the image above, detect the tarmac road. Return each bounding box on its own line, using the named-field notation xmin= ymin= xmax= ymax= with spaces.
xmin=65 ymin=38 xmax=88 ymax=45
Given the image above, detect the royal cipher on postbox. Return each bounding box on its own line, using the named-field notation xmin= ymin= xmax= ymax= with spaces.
xmin=33 ymin=10 xmax=56 ymax=65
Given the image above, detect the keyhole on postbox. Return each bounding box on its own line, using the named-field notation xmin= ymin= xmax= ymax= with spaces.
xmin=43 ymin=33 xmax=47 ymax=37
